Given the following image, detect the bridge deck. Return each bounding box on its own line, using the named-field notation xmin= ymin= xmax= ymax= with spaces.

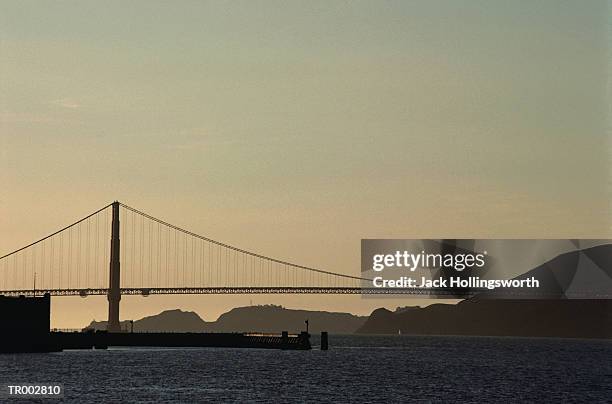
xmin=0 ymin=287 xmax=468 ymax=296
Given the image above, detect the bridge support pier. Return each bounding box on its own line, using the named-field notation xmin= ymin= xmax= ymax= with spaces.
xmin=107 ymin=201 xmax=121 ymax=332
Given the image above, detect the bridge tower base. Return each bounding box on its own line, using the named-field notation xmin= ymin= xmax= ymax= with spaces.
xmin=107 ymin=201 xmax=121 ymax=332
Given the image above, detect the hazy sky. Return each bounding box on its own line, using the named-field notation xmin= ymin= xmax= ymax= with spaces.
xmin=1 ymin=1 xmax=610 ymax=328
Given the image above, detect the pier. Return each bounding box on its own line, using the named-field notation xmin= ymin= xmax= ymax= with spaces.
xmin=50 ymin=330 xmax=312 ymax=351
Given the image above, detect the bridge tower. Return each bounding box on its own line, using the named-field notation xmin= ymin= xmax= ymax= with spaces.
xmin=107 ymin=201 xmax=121 ymax=332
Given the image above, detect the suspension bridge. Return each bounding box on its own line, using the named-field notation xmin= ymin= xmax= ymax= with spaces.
xmin=1 ymin=201 xmax=407 ymax=331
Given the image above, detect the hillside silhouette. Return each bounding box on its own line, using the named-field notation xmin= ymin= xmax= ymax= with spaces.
xmin=85 ymin=305 xmax=366 ymax=334
xmin=357 ymin=300 xmax=611 ymax=338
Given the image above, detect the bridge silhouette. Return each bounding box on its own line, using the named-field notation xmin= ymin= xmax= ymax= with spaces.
xmin=0 ymin=201 xmax=420 ymax=331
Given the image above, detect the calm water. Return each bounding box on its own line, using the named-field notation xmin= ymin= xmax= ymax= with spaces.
xmin=1 ymin=335 xmax=610 ymax=403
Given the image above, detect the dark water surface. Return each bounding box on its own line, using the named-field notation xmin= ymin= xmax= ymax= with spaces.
xmin=1 ymin=335 xmax=610 ymax=403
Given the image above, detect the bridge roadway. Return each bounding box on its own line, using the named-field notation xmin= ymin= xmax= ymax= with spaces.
xmin=0 ymin=286 xmax=472 ymax=297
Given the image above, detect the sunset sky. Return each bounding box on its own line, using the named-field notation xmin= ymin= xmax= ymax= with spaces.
xmin=1 ymin=1 xmax=610 ymax=328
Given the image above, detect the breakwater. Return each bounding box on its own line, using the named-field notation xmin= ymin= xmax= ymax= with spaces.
xmin=50 ymin=330 xmax=311 ymax=350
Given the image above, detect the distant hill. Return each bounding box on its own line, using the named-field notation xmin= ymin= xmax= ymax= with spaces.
xmin=84 ymin=305 xmax=366 ymax=334
xmin=206 ymin=305 xmax=365 ymax=334
xmin=357 ymin=299 xmax=612 ymax=338
xmin=85 ymin=309 xmax=207 ymax=333
xmin=85 ymin=309 xmax=208 ymax=333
